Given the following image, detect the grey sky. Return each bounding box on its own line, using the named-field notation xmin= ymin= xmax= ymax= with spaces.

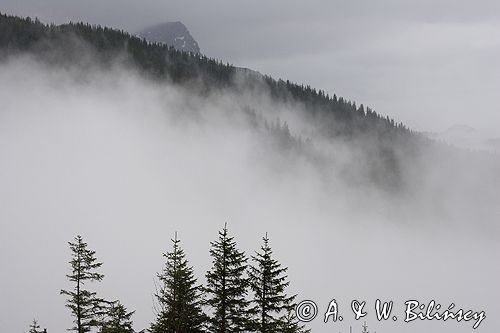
xmin=3 ymin=0 xmax=500 ymax=132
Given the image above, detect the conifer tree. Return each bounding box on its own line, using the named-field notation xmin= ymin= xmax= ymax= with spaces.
xmin=28 ymin=319 xmax=44 ymax=333
xmin=150 ymin=233 xmax=206 ymax=333
xmin=61 ymin=235 xmax=108 ymax=333
xmin=281 ymin=310 xmax=310 ymax=333
xmin=205 ymin=224 xmax=250 ymax=333
xmin=100 ymin=302 xmax=136 ymax=333
xmin=248 ymin=234 xmax=302 ymax=333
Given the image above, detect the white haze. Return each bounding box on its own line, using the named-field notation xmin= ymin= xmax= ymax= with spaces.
xmin=3 ymin=0 xmax=500 ymax=133
xmin=0 ymin=56 xmax=499 ymax=333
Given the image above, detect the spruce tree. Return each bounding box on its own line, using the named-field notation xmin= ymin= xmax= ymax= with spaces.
xmin=61 ymin=235 xmax=108 ymax=333
xmin=281 ymin=310 xmax=310 ymax=333
xmin=28 ymin=319 xmax=44 ymax=333
xmin=248 ymin=234 xmax=303 ymax=333
xmin=100 ymin=302 xmax=136 ymax=333
xmin=205 ymin=224 xmax=250 ymax=333
xmin=150 ymin=233 xmax=206 ymax=333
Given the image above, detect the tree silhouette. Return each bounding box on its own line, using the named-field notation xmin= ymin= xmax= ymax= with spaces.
xmin=282 ymin=310 xmax=310 ymax=333
xmin=205 ymin=224 xmax=250 ymax=333
xmin=248 ymin=234 xmax=300 ymax=332
xmin=99 ymin=302 xmax=136 ymax=333
xmin=61 ymin=235 xmax=108 ymax=333
xmin=150 ymin=233 xmax=206 ymax=333
xmin=28 ymin=319 xmax=45 ymax=333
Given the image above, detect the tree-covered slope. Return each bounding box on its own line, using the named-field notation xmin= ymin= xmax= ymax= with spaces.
xmin=0 ymin=12 xmax=414 ymax=141
xmin=1 ymin=12 xmax=444 ymax=192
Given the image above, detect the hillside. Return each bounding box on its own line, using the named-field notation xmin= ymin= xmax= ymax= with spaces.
xmin=0 ymin=13 xmax=413 ymax=139
xmin=0 ymin=12 xmax=456 ymax=193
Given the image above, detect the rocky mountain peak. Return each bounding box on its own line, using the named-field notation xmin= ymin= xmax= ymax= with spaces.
xmin=137 ymin=21 xmax=200 ymax=54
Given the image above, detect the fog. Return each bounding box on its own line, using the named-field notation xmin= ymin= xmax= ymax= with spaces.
xmin=3 ymin=0 xmax=500 ymax=134
xmin=0 ymin=55 xmax=499 ymax=333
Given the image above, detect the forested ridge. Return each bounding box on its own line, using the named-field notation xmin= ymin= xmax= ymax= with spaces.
xmin=0 ymin=12 xmax=416 ymax=140
xmin=0 ymin=12 xmax=437 ymax=190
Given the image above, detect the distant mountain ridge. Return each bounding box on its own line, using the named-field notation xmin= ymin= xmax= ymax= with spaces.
xmin=0 ymin=12 xmax=424 ymax=190
xmin=137 ymin=21 xmax=200 ymax=54
xmin=425 ymin=124 xmax=500 ymax=153
xmin=0 ymin=12 xmax=411 ymax=140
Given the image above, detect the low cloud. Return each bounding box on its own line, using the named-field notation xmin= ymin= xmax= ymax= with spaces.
xmin=0 ymin=54 xmax=498 ymax=333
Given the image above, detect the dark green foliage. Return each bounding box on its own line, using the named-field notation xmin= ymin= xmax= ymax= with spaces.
xmin=0 ymin=11 xmax=413 ymax=139
xmin=281 ymin=310 xmax=310 ymax=333
xmin=99 ymin=302 xmax=136 ymax=333
xmin=0 ymin=12 xmax=431 ymax=190
xmin=261 ymin=76 xmax=403 ymax=137
xmin=0 ymin=12 xmax=234 ymax=90
xmin=150 ymin=233 xmax=206 ymax=333
xmin=205 ymin=224 xmax=250 ymax=333
xmin=28 ymin=319 xmax=45 ymax=333
xmin=61 ymin=235 xmax=108 ymax=333
xmin=248 ymin=234 xmax=303 ymax=333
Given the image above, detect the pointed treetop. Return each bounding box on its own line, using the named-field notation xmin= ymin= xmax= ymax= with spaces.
xmin=28 ymin=319 xmax=43 ymax=333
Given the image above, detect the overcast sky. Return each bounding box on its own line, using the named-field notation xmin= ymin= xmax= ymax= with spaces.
xmin=3 ymin=0 xmax=500 ymax=132
xmin=1 ymin=3 xmax=500 ymax=333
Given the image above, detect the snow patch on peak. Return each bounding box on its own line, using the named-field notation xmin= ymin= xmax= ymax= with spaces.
xmin=137 ymin=21 xmax=200 ymax=54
